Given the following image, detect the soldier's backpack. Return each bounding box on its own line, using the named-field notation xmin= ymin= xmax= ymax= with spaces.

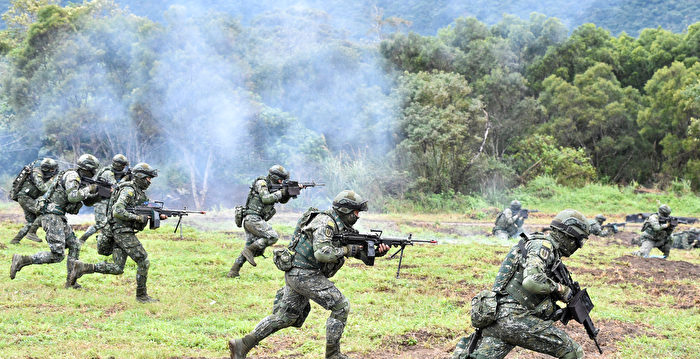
xmin=9 ymin=162 xmax=38 ymax=201
xmin=272 ymin=207 xmax=320 ymax=272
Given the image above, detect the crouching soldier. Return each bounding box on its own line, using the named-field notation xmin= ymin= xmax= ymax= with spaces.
xmin=227 ymin=190 xmax=390 ymax=359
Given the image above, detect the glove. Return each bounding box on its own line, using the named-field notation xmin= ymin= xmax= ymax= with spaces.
xmin=556 ymin=283 xmax=572 ymax=302
xmin=137 ymin=215 xmax=150 ymax=224
xmin=88 ymin=184 xmax=98 ymax=194
xmin=344 ymin=244 xmax=363 ymax=258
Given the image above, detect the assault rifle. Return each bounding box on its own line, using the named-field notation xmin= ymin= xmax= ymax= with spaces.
xmin=625 ymin=213 xmax=698 ymax=224
xmin=518 ymin=208 xmax=540 ymax=219
xmin=333 ymin=229 xmax=437 ymax=278
xmin=126 ymin=201 xmax=206 ymax=238
xmin=601 ymin=222 xmax=625 ymax=233
xmin=81 ymin=176 xmax=113 ymax=199
xmin=270 ymin=180 xmax=325 ymax=197
xmin=551 ymin=260 xmax=603 ymax=354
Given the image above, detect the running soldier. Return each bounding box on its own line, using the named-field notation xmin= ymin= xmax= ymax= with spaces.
xmin=68 ymin=163 xmax=164 ymax=303
xmin=79 ymin=154 xmax=130 ymax=243
xmin=227 ymin=190 xmax=390 ymax=359
xmin=10 ymin=154 xmax=100 ymax=288
xmin=228 ymin=165 xmax=295 ymax=277
xmin=9 ymin=158 xmax=58 ymax=244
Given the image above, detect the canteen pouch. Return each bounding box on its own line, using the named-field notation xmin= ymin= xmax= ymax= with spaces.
xmin=470 ymin=290 xmax=498 ymax=328
xmin=96 ymin=234 xmax=115 ymax=256
xmin=273 ymin=248 xmax=294 ymax=272
xmin=234 ymin=206 xmax=244 ymax=228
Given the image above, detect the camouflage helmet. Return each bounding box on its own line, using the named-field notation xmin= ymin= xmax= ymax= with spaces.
xmin=658 ymin=204 xmax=671 ymax=217
xmin=268 ymin=165 xmax=289 ymax=183
xmin=595 ymin=214 xmax=606 ymax=223
xmin=550 ymin=209 xmax=589 ymax=256
xmin=77 ymin=154 xmax=100 ymax=172
xmin=131 ymin=162 xmax=158 ymax=179
xmin=112 ymin=154 xmax=129 ymax=171
xmin=510 ymin=200 xmax=521 ymax=211
xmin=39 ymin=158 xmax=58 ymax=173
xmin=332 ymin=190 xmax=368 ymax=214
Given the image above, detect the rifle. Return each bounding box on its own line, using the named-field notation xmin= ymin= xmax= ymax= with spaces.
xmin=270 ymin=180 xmax=325 ymax=197
xmin=126 ymin=201 xmax=206 ymax=238
xmin=551 ymin=260 xmax=603 ymax=354
xmin=333 ymin=229 xmax=437 ymax=278
xmin=466 ymin=329 xmax=483 ymax=356
xmin=626 ymin=213 xmax=698 ymax=224
xmin=81 ymin=176 xmax=113 ymax=199
xmin=518 ymin=208 xmax=540 ymax=219
xmin=601 ymin=222 xmax=625 ymax=233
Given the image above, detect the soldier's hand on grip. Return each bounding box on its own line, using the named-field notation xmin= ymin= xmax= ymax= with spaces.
xmin=557 ymin=283 xmax=573 ymax=302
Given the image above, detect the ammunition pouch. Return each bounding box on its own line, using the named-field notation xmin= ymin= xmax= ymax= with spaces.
xmin=234 ymin=206 xmax=244 ymax=228
xmin=273 ymin=248 xmax=294 ymax=272
xmin=470 ymin=290 xmax=498 ymax=328
xmin=262 ymin=207 xmax=276 ymax=221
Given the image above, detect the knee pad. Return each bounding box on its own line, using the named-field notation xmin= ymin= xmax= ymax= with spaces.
xmin=560 ymin=342 xmax=583 ymax=359
xmin=330 ymin=297 xmax=349 ymax=322
xmin=137 ymin=258 xmax=150 ymax=276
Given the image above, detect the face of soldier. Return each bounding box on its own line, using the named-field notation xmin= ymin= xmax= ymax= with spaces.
xmin=135 ymin=176 xmax=152 ymax=190
xmin=78 ymin=167 xmax=96 ymax=178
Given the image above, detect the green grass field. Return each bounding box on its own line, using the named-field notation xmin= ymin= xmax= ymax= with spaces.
xmin=0 ymin=204 xmax=698 ymax=358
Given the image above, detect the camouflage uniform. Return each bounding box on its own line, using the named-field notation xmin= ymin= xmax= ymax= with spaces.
xmin=493 ymin=201 xmax=523 ymax=240
xmin=68 ymin=163 xmax=159 ymax=303
xmin=80 ymin=155 xmax=130 ymax=243
xmin=588 ymin=215 xmax=614 ymax=237
xmin=634 ymin=205 xmax=675 ymax=258
xmin=455 ymin=210 xmax=590 ymax=359
xmin=10 ymin=155 xmax=100 ymax=288
xmin=228 ymin=165 xmax=291 ymax=277
xmin=11 ymin=165 xmax=55 ymax=243
xmin=229 ymin=190 xmax=376 ymax=359
xmin=671 ymin=229 xmax=699 ymax=250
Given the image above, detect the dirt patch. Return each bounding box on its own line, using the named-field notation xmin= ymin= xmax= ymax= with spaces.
xmin=0 ymin=212 xmax=23 ymax=223
xmin=606 ymin=231 xmax=639 ymax=247
xmin=72 ymin=223 xmax=91 ymax=231
xmin=571 ymin=255 xmax=700 ymax=309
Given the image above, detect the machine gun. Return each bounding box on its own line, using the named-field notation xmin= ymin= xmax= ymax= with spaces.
xmin=551 ymin=260 xmax=603 ymax=354
xmin=626 ymin=213 xmax=698 ymax=224
xmin=518 ymin=208 xmax=540 ymax=219
xmin=270 ymin=180 xmax=325 ymax=197
xmin=333 ymin=229 xmax=437 ymax=278
xmin=126 ymin=201 xmax=206 ymax=238
xmin=601 ymin=222 xmax=626 ymax=233
xmin=80 ymin=176 xmax=113 ymax=199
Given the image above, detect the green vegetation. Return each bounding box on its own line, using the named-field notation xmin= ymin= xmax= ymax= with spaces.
xmin=1 ymin=206 xmax=698 ymax=358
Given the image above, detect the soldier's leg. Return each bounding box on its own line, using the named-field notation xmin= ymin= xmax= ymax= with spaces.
xmin=469 ymin=334 xmax=514 ymax=359
xmin=288 ymin=272 xmax=349 ymax=358
xmin=635 ymin=239 xmax=655 ymax=257
xmin=25 ymin=215 xmax=43 ymax=242
xmin=64 ymin=223 xmax=82 ymax=288
xmin=660 ymin=241 xmax=672 ymax=258
xmin=11 ymin=215 xmax=66 ymax=279
xmin=115 ymin=233 xmax=155 ymax=302
xmin=494 ymin=230 xmax=509 ymax=241
xmin=229 ymin=281 xmax=307 ymax=358
xmin=79 ymin=225 xmax=98 ymax=243
xmin=10 ymin=197 xmax=37 ymax=243
xmin=484 ymin=313 xmax=583 ymax=359
xmin=244 ymin=216 xmax=279 ymax=254
xmin=68 ymin=237 xmax=126 ymax=286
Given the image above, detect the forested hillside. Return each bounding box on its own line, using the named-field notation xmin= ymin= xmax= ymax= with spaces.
xmin=0 ymin=0 xmax=698 ymax=209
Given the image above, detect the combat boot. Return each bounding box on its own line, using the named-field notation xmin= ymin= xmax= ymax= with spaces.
xmin=136 ymin=274 xmax=158 ymax=303
xmin=25 ymin=232 xmax=42 ymax=243
xmin=10 ymin=254 xmax=32 ymax=279
xmin=326 ymin=344 xmax=351 ymax=359
xmin=67 ymin=260 xmax=94 ymax=287
xmin=241 ymin=243 xmax=262 ymax=266
xmin=227 ymin=257 xmax=246 ymax=278
xmin=228 ymin=334 xmax=258 ymax=359
xmin=78 ymin=226 xmax=96 ymax=244
xmin=9 ymin=233 xmax=23 ymax=245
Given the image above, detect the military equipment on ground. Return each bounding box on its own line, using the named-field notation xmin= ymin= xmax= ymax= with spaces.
xmin=333 ymin=229 xmax=437 ymax=278
xmin=270 ymin=180 xmax=325 ymax=197
xmin=551 ymin=260 xmax=603 ymax=354
xmin=518 ymin=208 xmax=540 ymax=219
xmin=80 ymin=176 xmax=114 ymax=199
xmin=126 ymin=201 xmax=205 ymax=238
xmin=625 ymin=213 xmax=698 ymax=224
xmin=602 ymin=222 xmax=626 ymax=232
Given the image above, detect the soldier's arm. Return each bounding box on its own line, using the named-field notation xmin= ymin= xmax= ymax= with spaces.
xmin=311 ymin=219 xmax=347 ymax=263
xmin=64 ymin=172 xmax=93 ymax=203
xmin=649 ymin=214 xmax=667 ymax=231
xmin=101 ymin=170 xmax=117 ymax=185
xmin=113 ymin=188 xmax=144 ymax=222
xmin=521 ymin=241 xmax=558 ymax=295
xmin=256 ymin=180 xmax=283 ymax=204
xmin=504 ymin=209 xmax=518 ymax=226
xmin=30 ymin=169 xmax=52 ymax=193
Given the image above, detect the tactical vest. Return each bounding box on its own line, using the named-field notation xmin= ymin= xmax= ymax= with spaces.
xmin=493 ymin=232 xmax=558 ymax=317
xmin=641 ymin=214 xmax=672 ymax=241
xmin=41 ymin=170 xmax=83 ymax=215
xmin=17 ymin=169 xmax=45 ymax=199
xmin=108 ymin=182 xmax=148 ymax=233
xmin=291 ymin=210 xmax=347 ymax=277
xmin=244 ymin=176 xmax=276 ymax=220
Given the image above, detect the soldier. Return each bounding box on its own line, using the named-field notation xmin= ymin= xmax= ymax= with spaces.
xmin=492 ymin=200 xmax=524 ymax=240
xmin=227 ymin=190 xmax=390 ymax=359
xmin=453 ymin=209 xmax=589 ymax=359
xmin=79 ymin=154 xmax=130 ymax=243
xmin=9 ymin=158 xmax=58 ymax=244
xmin=634 ymin=204 xmax=676 ymax=258
xmin=671 ymin=228 xmax=699 ymax=250
xmin=587 ymin=214 xmax=614 ymax=237
xmin=68 ymin=163 xmax=164 ymax=303
xmin=10 ymin=154 xmax=100 ymax=288
xmin=227 ymin=165 xmax=295 ymax=277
